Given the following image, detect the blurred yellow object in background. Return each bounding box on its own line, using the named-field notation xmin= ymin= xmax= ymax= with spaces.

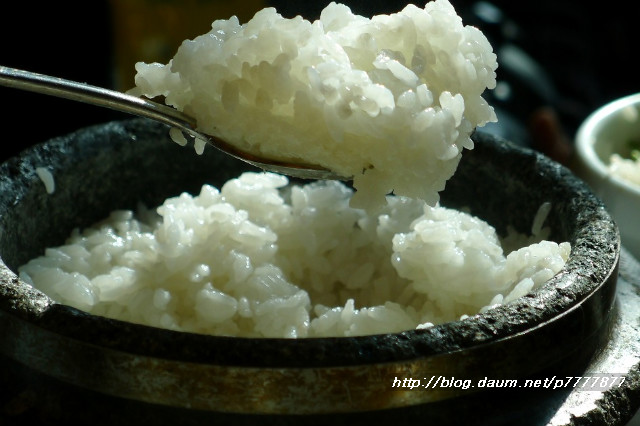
xmin=110 ymin=0 xmax=266 ymax=90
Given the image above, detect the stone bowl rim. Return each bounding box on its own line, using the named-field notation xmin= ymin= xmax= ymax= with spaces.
xmin=0 ymin=118 xmax=620 ymax=370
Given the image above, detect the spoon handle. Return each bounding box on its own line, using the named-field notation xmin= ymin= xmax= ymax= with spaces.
xmin=0 ymin=66 xmax=343 ymax=181
xmin=0 ymin=65 xmax=197 ymax=135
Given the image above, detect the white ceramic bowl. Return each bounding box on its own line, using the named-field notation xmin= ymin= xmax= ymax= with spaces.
xmin=575 ymin=93 xmax=640 ymax=259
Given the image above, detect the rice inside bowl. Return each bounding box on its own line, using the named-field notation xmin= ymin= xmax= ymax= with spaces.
xmin=19 ymin=172 xmax=569 ymax=338
xmin=609 ymin=152 xmax=640 ymax=187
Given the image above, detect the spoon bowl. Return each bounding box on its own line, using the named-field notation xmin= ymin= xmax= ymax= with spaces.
xmin=0 ymin=66 xmax=344 ymax=181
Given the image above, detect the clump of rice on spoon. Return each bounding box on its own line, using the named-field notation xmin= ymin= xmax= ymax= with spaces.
xmin=131 ymin=0 xmax=498 ymax=209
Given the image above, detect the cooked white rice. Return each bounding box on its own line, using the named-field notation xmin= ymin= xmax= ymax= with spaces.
xmin=19 ymin=172 xmax=570 ymax=338
xmin=18 ymin=2 xmax=569 ymax=338
xmin=35 ymin=167 xmax=55 ymax=194
xmin=609 ymin=153 xmax=640 ymax=187
xmin=130 ymin=0 xmax=498 ymax=209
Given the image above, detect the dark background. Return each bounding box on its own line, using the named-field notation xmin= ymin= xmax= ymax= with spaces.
xmin=0 ymin=1 xmax=635 ymax=162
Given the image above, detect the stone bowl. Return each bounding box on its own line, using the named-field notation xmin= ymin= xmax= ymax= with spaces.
xmin=0 ymin=119 xmax=619 ymax=425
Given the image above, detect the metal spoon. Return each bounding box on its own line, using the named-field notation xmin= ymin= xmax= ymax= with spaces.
xmin=0 ymin=66 xmax=344 ymax=180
